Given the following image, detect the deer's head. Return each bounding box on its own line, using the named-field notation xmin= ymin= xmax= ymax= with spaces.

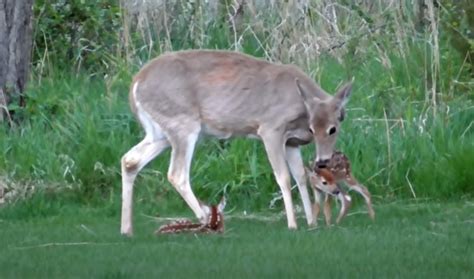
xmin=296 ymin=80 xmax=353 ymax=168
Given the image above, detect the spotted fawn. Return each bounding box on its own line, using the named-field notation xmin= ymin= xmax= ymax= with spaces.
xmin=307 ymin=151 xmax=375 ymax=226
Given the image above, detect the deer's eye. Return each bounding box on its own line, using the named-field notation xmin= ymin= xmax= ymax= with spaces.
xmin=309 ymin=127 xmax=315 ymax=134
xmin=327 ymin=126 xmax=337 ymax=135
xmin=322 ymin=181 xmax=328 ymax=185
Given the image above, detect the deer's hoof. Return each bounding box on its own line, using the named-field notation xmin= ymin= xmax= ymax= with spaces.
xmin=121 ymin=228 xmax=133 ymax=237
xmin=199 ymin=214 xmax=209 ymax=225
xmin=369 ymin=211 xmax=375 ymax=220
xmin=288 ymin=224 xmax=298 ymax=230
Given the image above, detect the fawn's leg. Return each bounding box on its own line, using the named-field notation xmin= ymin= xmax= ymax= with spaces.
xmin=312 ymin=188 xmax=323 ymax=227
xmin=346 ymin=175 xmax=375 ymax=220
xmin=323 ymin=194 xmax=332 ymax=226
xmin=335 ymin=187 xmax=352 ymax=224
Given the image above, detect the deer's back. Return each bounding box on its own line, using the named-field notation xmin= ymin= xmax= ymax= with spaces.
xmin=131 ymin=50 xmax=319 ymax=139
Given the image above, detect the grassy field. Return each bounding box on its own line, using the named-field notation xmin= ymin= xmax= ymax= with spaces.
xmin=1 ymin=200 xmax=473 ymax=278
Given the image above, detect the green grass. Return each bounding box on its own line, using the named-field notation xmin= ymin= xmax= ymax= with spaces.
xmin=1 ymin=200 xmax=473 ymax=278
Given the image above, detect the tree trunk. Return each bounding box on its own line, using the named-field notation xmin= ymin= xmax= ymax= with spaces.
xmin=0 ymin=0 xmax=34 ymax=123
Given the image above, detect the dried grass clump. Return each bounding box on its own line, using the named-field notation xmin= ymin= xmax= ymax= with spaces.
xmin=120 ymin=1 xmax=430 ymax=71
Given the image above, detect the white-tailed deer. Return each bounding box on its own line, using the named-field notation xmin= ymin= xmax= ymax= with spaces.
xmin=308 ymin=151 xmax=375 ymax=226
xmin=121 ymin=50 xmax=353 ymax=235
xmin=156 ymin=197 xmax=226 ymax=234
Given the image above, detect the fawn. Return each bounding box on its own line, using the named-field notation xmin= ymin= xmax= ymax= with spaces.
xmin=307 ymin=151 xmax=375 ymax=226
xmin=156 ymin=197 xmax=226 ymax=234
xmin=307 ymin=167 xmax=352 ymax=226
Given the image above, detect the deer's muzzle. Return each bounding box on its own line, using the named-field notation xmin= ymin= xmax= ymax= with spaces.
xmin=315 ymin=159 xmax=330 ymax=169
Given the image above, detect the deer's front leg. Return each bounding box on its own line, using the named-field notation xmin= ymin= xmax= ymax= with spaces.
xmin=121 ymin=138 xmax=170 ymax=236
xmin=260 ymin=130 xmax=297 ymax=229
xmin=285 ymin=146 xmax=315 ymax=227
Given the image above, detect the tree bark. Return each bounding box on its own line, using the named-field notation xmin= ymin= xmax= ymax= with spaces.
xmin=0 ymin=0 xmax=34 ymax=123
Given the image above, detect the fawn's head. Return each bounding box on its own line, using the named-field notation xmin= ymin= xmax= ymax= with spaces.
xmin=296 ymin=80 xmax=353 ymax=168
xmin=307 ymin=167 xmax=340 ymax=195
xmin=201 ymin=196 xmax=226 ymax=231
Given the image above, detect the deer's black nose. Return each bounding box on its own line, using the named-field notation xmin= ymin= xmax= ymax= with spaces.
xmin=315 ymin=159 xmax=329 ymax=169
xmin=332 ymin=189 xmax=340 ymax=195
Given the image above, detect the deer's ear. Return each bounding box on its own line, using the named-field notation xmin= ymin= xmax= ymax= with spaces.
xmin=217 ymin=196 xmax=226 ymax=212
xmin=296 ymin=79 xmax=322 ymax=106
xmin=333 ymin=81 xmax=353 ymax=109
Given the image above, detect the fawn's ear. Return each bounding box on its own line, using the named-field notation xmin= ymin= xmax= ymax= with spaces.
xmin=305 ymin=167 xmax=317 ymax=183
xmin=217 ymin=196 xmax=226 ymax=213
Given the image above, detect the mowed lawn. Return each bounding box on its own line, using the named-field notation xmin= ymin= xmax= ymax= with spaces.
xmin=1 ymin=200 xmax=473 ymax=278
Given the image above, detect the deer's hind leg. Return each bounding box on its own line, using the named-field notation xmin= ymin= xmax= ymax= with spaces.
xmin=121 ymin=111 xmax=170 ymax=236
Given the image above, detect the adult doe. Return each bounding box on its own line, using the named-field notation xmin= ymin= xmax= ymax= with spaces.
xmin=121 ymin=50 xmax=353 ymax=236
